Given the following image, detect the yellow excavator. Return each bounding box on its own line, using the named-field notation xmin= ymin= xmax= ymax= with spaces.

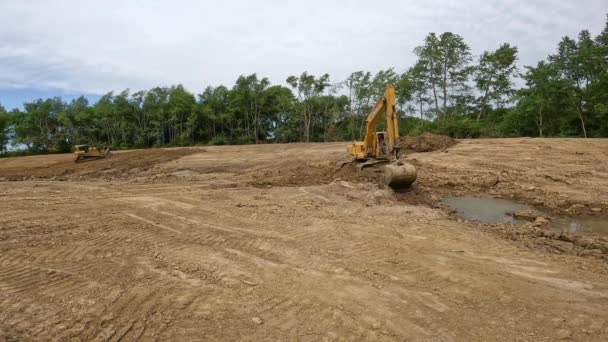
xmin=346 ymin=84 xmax=417 ymax=189
xmin=73 ymin=145 xmax=111 ymax=162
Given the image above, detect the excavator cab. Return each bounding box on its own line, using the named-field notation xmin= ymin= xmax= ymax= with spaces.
xmin=375 ymin=132 xmax=389 ymax=159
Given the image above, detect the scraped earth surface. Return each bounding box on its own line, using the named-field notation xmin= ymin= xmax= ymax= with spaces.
xmin=1 ymin=139 xmax=608 ymax=341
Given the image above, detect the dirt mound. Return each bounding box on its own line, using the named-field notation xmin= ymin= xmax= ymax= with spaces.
xmin=0 ymin=147 xmax=204 ymax=180
xmin=400 ymin=133 xmax=457 ymax=153
xmin=246 ymin=159 xmax=388 ymax=189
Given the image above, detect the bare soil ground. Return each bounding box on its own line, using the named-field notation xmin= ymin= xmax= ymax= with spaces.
xmin=1 ymin=139 xmax=608 ymax=341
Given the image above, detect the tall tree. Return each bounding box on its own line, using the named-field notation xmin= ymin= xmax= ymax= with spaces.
xmin=474 ymin=44 xmax=519 ymax=120
xmin=286 ymin=72 xmax=330 ymax=142
xmin=0 ymin=103 xmax=9 ymax=155
xmin=520 ymin=61 xmax=564 ymax=137
xmin=17 ymin=97 xmax=65 ymax=151
xmin=549 ymin=30 xmax=605 ymax=138
xmin=414 ymin=32 xmax=473 ymax=118
xmin=168 ymin=85 xmax=196 ymax=144
xmin=344 ymin=71 xmax=373 ymax=139
xmin=405 ymin=62 xmax=431 ymax=121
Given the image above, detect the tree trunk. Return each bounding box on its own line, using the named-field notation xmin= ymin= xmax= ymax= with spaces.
xmin=442 ymin=73 xmax=448 ymax=117
xmin=418 ymin=92 xmax=424 ymax=125
xmin=571 ymin=97 xmax=587 ymax=138
xmin=537 ymin=102 xmax=544 ymax=137
xmin=429 ymin=59 xmax=440 ymax=118
xmin=477 ymin=80 xmax=492 ymax=121
xmin=575 ymin=101 xmax=587 ymax=138
xmin=305 ymin=105 xmax=311 ymax=142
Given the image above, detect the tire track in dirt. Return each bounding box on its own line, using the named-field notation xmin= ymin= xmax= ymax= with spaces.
xmin=0 ymin=265 xmax=103 ymax=341
xmin=92 ymin=287 xmax=172 ymax=341
xmin=2 ymin=141 xmax=608 ymax=340
xmin=113 ymin=197 xmax=293 ymax=267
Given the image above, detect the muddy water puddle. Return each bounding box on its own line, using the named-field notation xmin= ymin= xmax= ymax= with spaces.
xmin=443 ymin=196 xmax=608 ymax=236
xmin=442 ymin=196 xmax=530 ymax=224
xmin=551 ymin=217 xmax=608 ymax=235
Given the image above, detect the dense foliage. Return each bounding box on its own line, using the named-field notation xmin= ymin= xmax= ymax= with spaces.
xmin=1 ymin=16 xmax=607 ymax=155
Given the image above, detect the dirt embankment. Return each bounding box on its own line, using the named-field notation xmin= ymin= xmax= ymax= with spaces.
xmin=411 ymin=139 xmax=608 ymax=216
xmin=408 ymin=138 xmax=608 ymax=261
xmin=0 ymin=148 xmax=204 ymax=181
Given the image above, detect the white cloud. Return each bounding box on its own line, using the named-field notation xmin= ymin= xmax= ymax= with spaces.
xmin=0 ymin=0 xmax=605 ymax=94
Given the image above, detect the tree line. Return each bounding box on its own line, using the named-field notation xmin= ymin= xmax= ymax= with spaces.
xmin=0 ymin=15 xmax=606 ymax=155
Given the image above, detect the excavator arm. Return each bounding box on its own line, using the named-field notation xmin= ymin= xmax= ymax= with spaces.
xmin=362 ymin=96 xmax=386 ymax=155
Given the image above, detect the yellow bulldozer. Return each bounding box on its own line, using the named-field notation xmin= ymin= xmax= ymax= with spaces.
xmin=73 ymin=145 xmax=111 ymax=162
xmin=346 ymin=84 xmax=417 ymax=189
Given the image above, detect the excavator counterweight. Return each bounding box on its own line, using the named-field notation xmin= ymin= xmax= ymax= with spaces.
xmin=346 ymin=84 xmax=417 ymax=189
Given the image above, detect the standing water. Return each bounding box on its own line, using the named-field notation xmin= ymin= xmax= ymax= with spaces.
xmin=443 ymin=196 xmax=608 ymax=236
xmin=551 ymin=217 xmax=608 ymax=235
xmin=442 ymin=196 xmax=531 ymax=224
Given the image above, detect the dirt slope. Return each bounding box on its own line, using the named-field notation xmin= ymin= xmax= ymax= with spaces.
xmin=0 ymin=148 xmax=204 ymax=180
xmin=1 ymin=139 xmax=608 ymax=341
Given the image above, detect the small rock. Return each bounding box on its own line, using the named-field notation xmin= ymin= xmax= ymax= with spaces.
xmin=532 ymin=216 xmax=550 ymax=227
xmin=555 ymin=329 xmax=571 ymax=339
xmin=551 ymin=240 xmax=574 ymax=253
xmin=372 ymin=322 xmax=381 ymax=330
xmin=590 ymin=208 xmax=602 ymax=213
xmin=542 ymin=231 xmax=557 ymax=239
xmin=512 ymin=210 xmax=544 ymax=222
xmin=575 ymin=237 xmax=593 ymax=247
xmin=580 ymin=249 xmax=603 ymax=257
xmin=558 ymin=233 xmax=576 ymax=243
xmin=327 ymin=332 xmax=338 ymax=339
xmin=594 ymin=243 xmax=608 ymax=254
xmin=251 ymin=317 xmax=263 ymax=325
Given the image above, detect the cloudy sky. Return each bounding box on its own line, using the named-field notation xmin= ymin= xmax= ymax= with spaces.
xmin=0 ymin=0 xmax=606 ymax=109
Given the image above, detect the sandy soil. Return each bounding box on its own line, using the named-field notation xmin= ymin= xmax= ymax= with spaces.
xmin=1 ymin=139 xmax=608 ymax=341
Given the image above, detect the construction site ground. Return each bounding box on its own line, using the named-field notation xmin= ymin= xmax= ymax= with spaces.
xmin=1 ymin=138 xmax=608 ymax=341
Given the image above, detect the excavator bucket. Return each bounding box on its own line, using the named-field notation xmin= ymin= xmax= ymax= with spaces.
xmin=384 ymin=162 xmax=417 ymax=189
xmin=342 ymin=159 xmax=417 ymax=189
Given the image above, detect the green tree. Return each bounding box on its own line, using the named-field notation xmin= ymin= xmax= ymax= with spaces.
xmin=550 ymin=30 xmax=606 ymax=137
xmin=0 ymin=103 xmax=9 ymax=155
xmin=519 ymin=61 xmax=566 ymax=137
xmin=286 ymin=72 xmax=330 ymax=142
xmin=16 ymin=97 xmax=65 ymax=151
xmin=414 ymin=32 xmax=473 ymax=118
xmin=474 ymin=43 xmax=519 ymax=121
xmin=168 ymin=85 xmax=196 ymax=144
xmin=405 ymin=62 xmax=432 ymax=121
